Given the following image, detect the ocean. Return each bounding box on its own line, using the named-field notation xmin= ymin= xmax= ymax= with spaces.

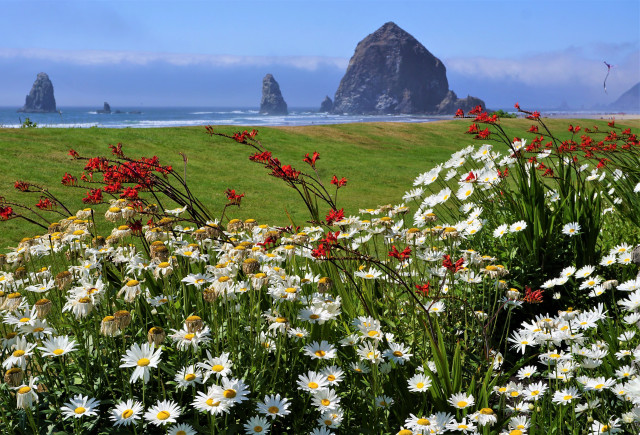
xmin=0 ymin=106 xmax=443 ymax=128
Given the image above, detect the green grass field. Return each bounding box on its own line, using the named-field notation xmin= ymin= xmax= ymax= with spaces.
xmin=1 ymin=118 xmax=638 ymax=247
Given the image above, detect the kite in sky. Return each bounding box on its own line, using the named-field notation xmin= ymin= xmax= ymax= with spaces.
xmin=603 ymin=61 xmax=613 ymax=94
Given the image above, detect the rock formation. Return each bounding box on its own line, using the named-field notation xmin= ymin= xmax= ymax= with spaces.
xmin=97 ymin=102 xmax=111 ymax=114
xmin=610 ymin=82 xmax=639 ymax=111
xmin=18 ymin=72 xmax=57 ymax=113
xmin=260 ymin=74 xmax=288 ymax=115
xmin=332 ymin=22 xmax=485 ymax=115
xmin=319 ymin=96 xmax=333 ymax=112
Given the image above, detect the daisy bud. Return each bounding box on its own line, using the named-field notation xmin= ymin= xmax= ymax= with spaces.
xmin=242 ymin=258 xmax=260 ymax=275
xmin=148 ymin=327 xmax=166 ymax=346
xmin=4 ymin=292 xmax=23 ymax=310
xmin=244 ymin=219 xmax=258 ymax=230
xmin=34 ymin=299 xmax=52 ymax=319
xmin=203 ymin=287 xmax=217 ymax=303
xmin=100 ymin=316 xmax=119 ymax=336
xmin=55 ymin=271 xmax=73 ymax=290
xmin=4 ymin=368 xmax=23 ymax=387
xmin=185 ymin=316 xmax=203 ymax=333
xmin=318 ymin=277 xmax=332 ymax=294
xmin=227 ymin=219 xmax=243 ymax=233
xmin=114 ymin=310 xmax=132 ymax=330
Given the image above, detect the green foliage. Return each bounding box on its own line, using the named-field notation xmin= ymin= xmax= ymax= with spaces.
xmin=20 ymin=118 xmax=37 ymax=129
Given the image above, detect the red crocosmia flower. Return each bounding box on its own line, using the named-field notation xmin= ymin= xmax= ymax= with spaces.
xmin=415 ymin=282 xmax=430 ymax=296
xmin=464 ymin=171 xmax=476 ymax=182
xmin=607 ymin=119 xmax=615 ymax=128
xmin=389 ymin=245 xmax=411 ymax=261
xmin=120 ymin=187 xmax=139 ymax=200
xmin=128 ymin=219 xmax=143 ymax=235
xmin=103 ymin=182 xmax=122 ymax=194
xmin=442 ymin=254 xmax=464 ymax=273
xmin=109 ymin=143 xmax=124 ymax=157
xmin=61 ymin=173 xmax=77 ymax=186
xmin=225 ymin=188 xmax=245 ymax=205
xmin=542 ymin=168 xmax=554 ymax=177
xmin=325 ymin=208 xmax=345 ymax=225
xmin=523 ymin=287 xmax=544 ymax=304
xmin=454 ymin=108 xmax=464 ymax=117
xmin=35 ymin=197 xmax=54 ymax=210
xmin=514 ymin=102 xmax=521 ymax=110
xmin=82 ymin=188 xmax=102 ymax=204
xmin=596 ymin=158 xmax=610 ymax=169
xmin=468 ymin=105 xmax=484 ymax=115
xmin=0 ymin=206 xmax=13 ymax=220
xmin=303 ymin=151 xmax=320 ymax=167
xmin=528 ymin=125 xmax=539 ymax=133
xmin=14 ymin=181 xmax=29 ymax=192
xmin=68 ymin=149 xmax=79 ymax=159
xmin=498 ymin=167 xmax=509 ymax=179
xmin=526 ymin=111 xmax=541 ymax=120
xmin=330 ymin=175 xmax=348 ymax=188
xmin=466 ymin=123 xmax=479 ymax=134
xmin=475 ymin=128 xmax=490 ymax=139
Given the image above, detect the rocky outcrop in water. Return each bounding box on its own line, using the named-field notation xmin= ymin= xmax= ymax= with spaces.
xmin=319 ymin=96 xmax=333 ymax=113
xmin=332 ymin=22 xmax=485 ymax=115
xmin=260 ymin=74 xmax=288 ymax=115
xmin=18 ymin=72 xmax=57 ymax=113
xmin=97 ymin=102 xmax=111 ymax=114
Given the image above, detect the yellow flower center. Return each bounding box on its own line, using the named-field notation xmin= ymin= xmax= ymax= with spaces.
xmin=310 ymin=314 xmax=320 ymax=319
xmin=158 ymin=262 xmax=170 ymax=268
xmin=157 ymin=410 xmax=170 ymax=420
xmin=393 ymin=351 xmax=403 ymax=357
xmin=12 ymin=350 xmax=25 ymax=357
xmin=185 ymin=374 xmax=196 ymax=381
xmin=457 ymin=400 xmax=468 ymax=407
xmin=480 ymin=408 xmax=494 ymax=415
xmin=122 ymin=409 xmax=133 ymax=419
xmin=510 ymin=391 xmax=519 ymax=397
xmin=126 ymin=280 xmax=139 ymax=287
xmin=177 ymin=431 xmax=187 ymax=435
xmin=268 ymin=406 xmax=279 ymax=414
xmin=308 ymin=382 xmax=319 ymax=389
xmin=184 ymin=333 xmax=195 ymax=341
xmin=218 ymin=276 xmax=230 ymax=282
xmin=212 ymin=365 xmax=224 ymax=372
xmin=417 ymin=418 xmax=430 ymax=425
xmin=19 ymin=317 xmax=30 ymax=323
xmin=206 ymin=398 xmax=220 ymax=407
xmin=315 ymin=350 xmax=326 ymax=357
xmin=17 ymin=386 xmax=31 ymax=394
xmin=321 ymin=399 xmax=331 ymax=406
xmin=74 ymin=407 xmax=86 ymax=414
xmin=275 ymin=317 xmax=286 ymax=323
xmin=327 ymin=375 xmax=336 ymax=382
xmin=367 ymin=330 xmax=379 ymax=337
xmin=53 ymin=349 xmax=64 ymax=355
xmin=416 ymin=382 xmax=424 ymax=389
xmin=223 ymin=389 xmax=236 ymax=399
xmin=594 ymin=384 xmax=604 ymax=389
xmin=563 ymin=395 xmax=572 ymax=401
xmin=137 ymin=358 xmax=150 ymax=367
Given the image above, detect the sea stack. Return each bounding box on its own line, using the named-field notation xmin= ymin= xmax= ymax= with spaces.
xmin=319 ymin=96 xmax=333 ymax=113
xmin=260 ymin=74 xmax=288 ymax=115
xmin=18 ymin=72 xmax=57 ymax=113
xmin=332 ymin=22 xmax=485 ymax=115
xmin=97 ymin=102 xmax=111 ymax=114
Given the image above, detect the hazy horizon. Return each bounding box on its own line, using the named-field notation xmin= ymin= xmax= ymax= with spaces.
xmin=2 ymin=1 xmax=638 ymax=111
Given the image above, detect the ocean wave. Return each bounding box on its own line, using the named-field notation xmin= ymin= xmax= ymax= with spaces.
xmin=190 ymin=111 xmax=214 ymax=115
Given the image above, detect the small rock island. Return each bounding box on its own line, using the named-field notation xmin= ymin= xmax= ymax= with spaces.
xmin=260 ymin=74 xmax=288 ymax=115
xmin=18 ymin=72 xmax=57 ymax=113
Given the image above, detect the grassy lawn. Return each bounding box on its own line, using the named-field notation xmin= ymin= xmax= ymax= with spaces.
xmin=1 ymin=118 xmax=638 ymax=247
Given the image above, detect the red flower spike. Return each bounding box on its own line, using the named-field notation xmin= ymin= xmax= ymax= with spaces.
xmin=303 ymin=151 xmax=320 ymax=168
xmin=225 ymin=188 xmax=245 ymax=205
xmin=415 ymin=282 xmax=430 ymax=296
xmin=330 ymin=175 xmax=348 ymax=188
xmin=0 ymin=206 xmax=13 ymax=220
xmin=523 ymin=287 xmax=544 ymax=304
xmin=325 ymin=208 xmax=345 ymax=225
xmin=454 ymin=108 xmax=464 ymax=118
xmin=14 ymin=181 xmax=29 ymax=192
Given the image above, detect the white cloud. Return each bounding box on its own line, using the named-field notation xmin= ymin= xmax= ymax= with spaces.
xmin=444 ymin=49 xmax=639 ymax=92
xmin=0 ymin=47 xmax=349 ymax=71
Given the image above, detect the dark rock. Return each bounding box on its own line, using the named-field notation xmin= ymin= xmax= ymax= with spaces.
xmin=610 ymin=82 xmax=639 ymax=111
xmin=18 ymin=72 xmax=57 ymax=113
xmin=260 ymin=74 xmax=288 ymax=115
xmin=97 ymin=102 xmax=111 ymax=114
xmin=632 ymin=245 xmax=640 ymax=266
xmin=319 ymin=96 xmax=333 ymax=113
xmin=332 ymin=22 xmax=484 ymax=115
xmin=436 ymin=91 xmax=486 ymax=115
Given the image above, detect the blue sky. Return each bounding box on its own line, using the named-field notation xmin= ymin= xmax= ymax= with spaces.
xmin=1 ymin=0 xmax=638 ymax=109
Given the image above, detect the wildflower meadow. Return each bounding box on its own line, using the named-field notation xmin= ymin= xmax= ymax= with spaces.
xmin=0 ymin=105 xmax=639 ymax=434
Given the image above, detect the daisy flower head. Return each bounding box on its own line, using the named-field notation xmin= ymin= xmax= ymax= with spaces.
xmin=562 ymin=222 xmax=581 ymax=236
xmin=552 ymin=386 xmax=581 ymax=405
xmin=217 ymin=377 xmax=251 ymax=404
xmin=448 ymin=392 xmax=475 ymax=409
xmin=311 ymin=388 xmax=341 ymax=412
xmin=257 ymin=393 xmax=291 ymax=419
xmin=198 ymin=350 xmax=233 ymax=381
xmin=168 ymin=423 xmax=198 ymax=435
xmin=175 ymin=365 xmax=203 ymax=389
xmin=38 ymin=335 xmax=78 ymax=358
xmin=15 ymin=376 xmax=39 ymax=409
xmin=244 ymin=415 xmax=271 ymax=434
xmin=407 ymin=372 xmax=432 ymax=393
xmin=144 ymin=399 xmax=182 ymax=426
xmin=303 ymin=341 xmax=337 ymax=360
xmin=376 ymin=395 xmax=394 ymax=408
xmin=297 ymin=371 xmax=329 ymax=393
xmin=510 ymin=220 xmax=527 ymax=233
xmin=119 ymin=342 xmax=162 ymax=384
xmin=192 ymin=385 xmax=231 ymax=415
xmin=383 ymin=342 xmax=413 ymax=365
xmin=110 ymin=399 xmax=144 ymax=427
xmin=321 ymin=366 xmax=345 ymax=386
xmin=493 ymin=224 xmax=509 ymax=238
xmin=61 ymin=394 xmax=101 ymax=419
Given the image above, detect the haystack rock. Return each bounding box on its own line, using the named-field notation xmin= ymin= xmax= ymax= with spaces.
xmin=610 ymin=82 xmax=639 ymax=111
xmin=18 ymin=72 xmax=57 ymax=113
xmin=260 ymin=74 xmax=288 ymax=115
xmin=332 ymin=22 xmax=485 ymax=115
xmin=319 ymin=96 xmax=333 ymax=112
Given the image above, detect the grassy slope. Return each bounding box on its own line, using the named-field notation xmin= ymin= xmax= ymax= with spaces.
xmin=1 ymin=118 xmax=638 ymax=247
